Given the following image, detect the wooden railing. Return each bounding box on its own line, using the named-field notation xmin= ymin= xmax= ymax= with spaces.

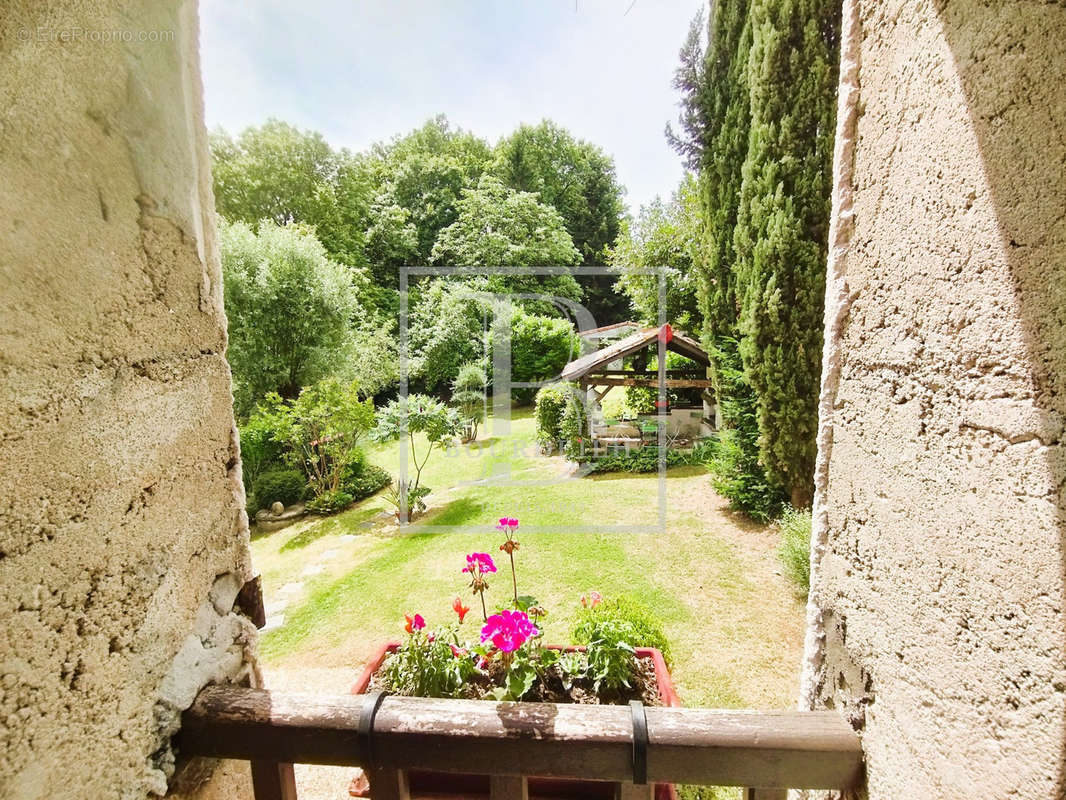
xmin=178 ymin=686 xmax=863 ymax=800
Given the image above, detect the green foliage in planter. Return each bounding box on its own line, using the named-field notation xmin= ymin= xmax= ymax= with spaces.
xmin=777 ymin=505 xmax=812 ymax=594
xmin=580 ymin=620 xmax=639 ymax=693
xmin=252 ymin=468 xmax=307 ymax=509
xmin=380 ymin=626 xmax=479 ymax=699
xmin=573 ymin=595 xmax=672 ymax=666
xmin=306 ymin=489 xmax=354 ymax=515
xmin=533 ymin=383 xmax=572 ymax=451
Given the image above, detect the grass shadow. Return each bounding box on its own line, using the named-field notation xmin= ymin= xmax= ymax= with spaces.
xmin=279 ymin=504 xmax=381 ymax=552
xmin=418 ymin=495 xmax=487 ymax=527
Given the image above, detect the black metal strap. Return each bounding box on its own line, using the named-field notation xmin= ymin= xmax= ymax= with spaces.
xmin=357 ymin=690 xmax=387 ymax=768
xmin=630 ymin=699 xmax=648 ymax=785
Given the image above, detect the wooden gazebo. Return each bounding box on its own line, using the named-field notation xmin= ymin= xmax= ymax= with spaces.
xmin=560 ymin=323 xmax=712 ymax=401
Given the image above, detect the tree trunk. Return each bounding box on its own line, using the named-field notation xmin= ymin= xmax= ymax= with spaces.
xmin=790 ymin=482 xmax=812 ymax=510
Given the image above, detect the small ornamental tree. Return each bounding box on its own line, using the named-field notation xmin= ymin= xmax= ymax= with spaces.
xmin=262 ymin=378 xmax=376 ymax=502
xmin=371 ymin=394 xmax=463 ymax=519
xmin=451 ymin=362 xmax=487 ymax=443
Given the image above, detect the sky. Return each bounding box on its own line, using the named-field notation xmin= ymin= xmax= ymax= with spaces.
xmin=198 ymin=0 xmax=703 ymax=215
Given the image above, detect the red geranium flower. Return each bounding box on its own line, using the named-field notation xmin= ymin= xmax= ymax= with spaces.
xmin=452 ymin=596 xmax=470 ymax=623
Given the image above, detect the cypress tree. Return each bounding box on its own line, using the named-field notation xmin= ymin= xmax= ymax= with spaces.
xmin=669 ymin=1 xmax=783 ymax=518
xmin=734 ymin=0 xmax=840 ymax=508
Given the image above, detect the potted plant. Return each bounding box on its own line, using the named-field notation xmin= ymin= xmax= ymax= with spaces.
xmin=348 ymin=517 xmax=680 ymax=799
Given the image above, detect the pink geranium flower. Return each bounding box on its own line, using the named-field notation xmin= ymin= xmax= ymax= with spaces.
xmin=495 ymin=517 xmax=519 ymax=532
xmin=403 ymin=613 xmax=425 ymax=633
xmin=462 ymin=552 xmax=497 ymax=574
xmin=480 ymin=609 xmax=539 ymax=653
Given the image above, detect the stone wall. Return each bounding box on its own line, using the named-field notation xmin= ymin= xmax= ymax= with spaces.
xmin=0 ymin=2 xmax=257 ymax=798
xmin=804 ymin=0 xmax=1066 ymax=797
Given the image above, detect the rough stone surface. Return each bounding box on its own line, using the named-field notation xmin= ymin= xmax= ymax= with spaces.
xmin=804 ymin=1 xmax=1066 ymax=797
xmin=0 ymin=2 xmax=257 ymax=798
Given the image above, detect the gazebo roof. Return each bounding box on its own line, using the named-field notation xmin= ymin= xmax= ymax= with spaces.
xmin=559 ymin=324 xmax=710 ymax=382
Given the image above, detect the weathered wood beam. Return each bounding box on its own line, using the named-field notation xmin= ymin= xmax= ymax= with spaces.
xmin=490 ymin=775 xmax=529 ymax=800
xmin=249 ymin=760 xmax=297 ymax=800
xmin=591 ymin=370 xmax=707 ymax=378
xmin=179 ymin=687 xmax=863 ymax=791
xmin=582 ymin=377 xmax=713 ymax=389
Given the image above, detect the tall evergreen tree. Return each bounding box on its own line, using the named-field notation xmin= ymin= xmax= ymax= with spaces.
xmin=734 ymin=0 xmax=840 ymax=507
xmin=670 ymin=2 xmax=783 ymax=518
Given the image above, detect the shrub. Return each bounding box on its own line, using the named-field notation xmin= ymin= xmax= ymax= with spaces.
xmin=533 ymin=383 xmax=572 ymax=452
xmin=452 ymin=362 xmax=487 ymax=443
xmin=342 ymin=461 xmax=392 ymax=502
xmin=559 ymin=391 xmax=587 ymax=461
xmin=510 ymin=311 xmax=580 ymax=405
xmin=238 ymin=412 xmax=286 ymax=492
xmin=573 ymin=595 xmax=672 ymax=666
xmin=777 ymin=506 xmax=812 ymax=594
xmin=306 ymin=489 xmax=354 ymax=514
xmin=383 ymin=480 xmax=432 ymax=519
xmin=624 ymin=385 xmax=657 ymax=415
xmin=265 ymin=378 xmax=376 ymax=498
xmin=702 ymin=337 xmax=786 ymax=522
xmin=252 ymin=468 xmax=307 ymax=509
xmin=704 ymin=427 xmax=784 ymax=523
xmin=380 ymin=625 xmax=478 ymax=699
xmin=586 ymin=447 xmax=692 ymax=474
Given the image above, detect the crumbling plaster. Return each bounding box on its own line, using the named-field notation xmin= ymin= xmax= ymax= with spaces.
xmin=1 ymin=2 xmax=258 ymax=799
xmin=803 ymin=0 xmax=1066 ymax=798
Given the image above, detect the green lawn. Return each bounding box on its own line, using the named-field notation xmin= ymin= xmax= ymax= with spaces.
xmin=251 ymin=410 xmax=804 ymax=710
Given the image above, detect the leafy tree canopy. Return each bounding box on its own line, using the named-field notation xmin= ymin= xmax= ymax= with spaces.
xmin=490 ymin=120 xmax=625 ymax=266
xmin=210 ymin=119 xmax=371 ymax=269
xmin=610 ymin=174 xmax=702 ymax=331
xmin=491 ymin=120 xmax=628 ymax=323
xmin=220 ymin=219 xmax=367 ymax=414
xmin=367 ymin=115 xmax=492 ymax=269
xmin=431 ymin=175 xmax=582 ymax=268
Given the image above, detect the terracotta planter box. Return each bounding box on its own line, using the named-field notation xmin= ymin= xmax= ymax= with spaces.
xmin=348 ymin=642 xmax=680 ymax=800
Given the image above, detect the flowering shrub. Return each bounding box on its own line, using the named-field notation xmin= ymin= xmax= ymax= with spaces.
xmin=374 ymin=516 xmax=666 ymax=705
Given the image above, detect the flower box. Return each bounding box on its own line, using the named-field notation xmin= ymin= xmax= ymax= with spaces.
xmin=347 ymin=641 xmax=680 ymax=800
